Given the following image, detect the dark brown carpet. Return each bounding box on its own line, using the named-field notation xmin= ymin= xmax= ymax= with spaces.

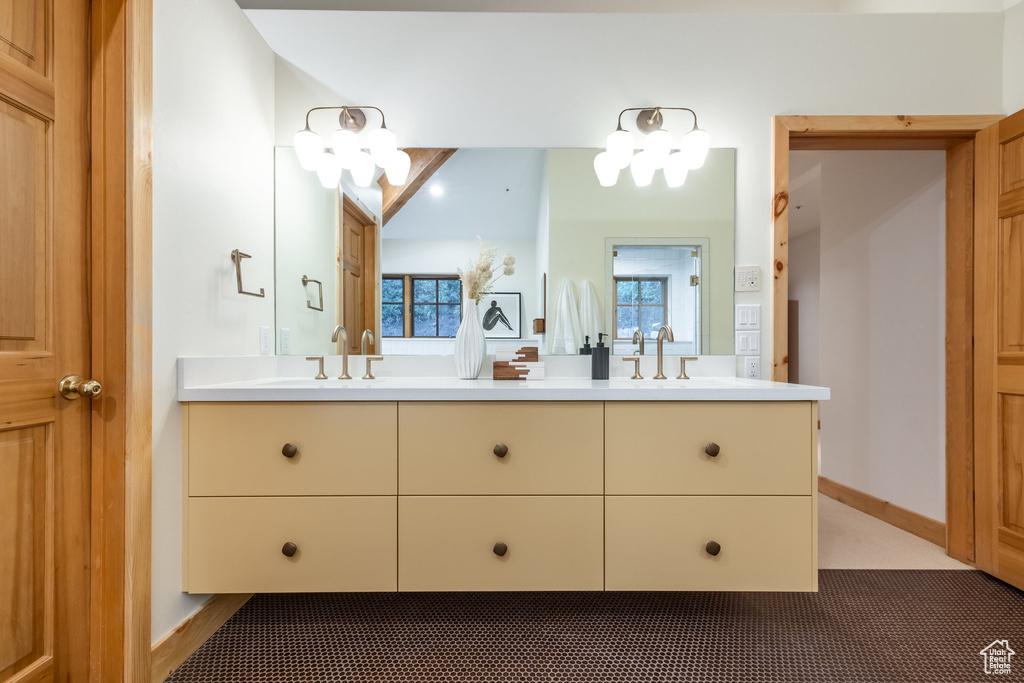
xmin=167 ymin=571 xmax=1024 ymax=682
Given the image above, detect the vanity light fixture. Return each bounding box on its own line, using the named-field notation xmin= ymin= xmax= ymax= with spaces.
xmin=594 ymin=107 xmax=710 ymax=188
xmin=294 ymin=106 xmax=411 ymax=189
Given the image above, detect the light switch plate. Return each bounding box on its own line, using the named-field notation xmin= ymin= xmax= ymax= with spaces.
xmin=735 ymin=304 xmax=760 ymax=330
xmin=735 ymin=266 xmax=761 ymax=292
xmin=280 ymin=328 xmax=290 ymax=355
xmin=744 ymin=356 xmax=760 ymax=379
xmin=735 ymin=331 xmax=759 ymax=356
xmin=259 ymin=326 xmax=272 ymax=355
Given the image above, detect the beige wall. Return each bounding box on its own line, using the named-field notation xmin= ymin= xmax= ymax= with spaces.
xmin=817 ymin=151 xmax=946 ymax=522
xmin=546 ymin=148 xmax=735 ymax=354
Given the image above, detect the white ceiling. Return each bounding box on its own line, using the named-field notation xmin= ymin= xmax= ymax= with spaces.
xmin=236 ymin=0 xmax=1019 ymax=12
xmin=383 ymin=148 xmax=546 ymax=242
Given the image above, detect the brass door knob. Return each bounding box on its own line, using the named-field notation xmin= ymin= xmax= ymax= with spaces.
xmin=493 ymin=443 xmax=508 ymax=458
xmin=58 ymin=375 xmax=102 ymax=400
xmin=705 ymin=540 xmax=721 ymax=556
xmin=281 ymin=542 xmax=298 ymax=558
xmin=493 ymin=541 xmax=508 ymax=557
xmin=282 ymin=443 xmax=298 ymax=458
xmin=704 ymin=442 xmax=721 ymax=457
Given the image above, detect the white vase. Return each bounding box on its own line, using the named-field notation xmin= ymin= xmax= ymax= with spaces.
xmin=454 ymin=294 xmax=486 ymax=379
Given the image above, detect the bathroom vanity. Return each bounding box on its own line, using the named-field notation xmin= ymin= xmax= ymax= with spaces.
xmin=179 ymin=364 xmax=827 ymax=595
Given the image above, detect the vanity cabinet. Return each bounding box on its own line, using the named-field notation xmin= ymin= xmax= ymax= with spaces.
xmin=182 ymin=398 xmax=818 ymax=594
xmin=182 ymin=402 xmax=399 ymax=593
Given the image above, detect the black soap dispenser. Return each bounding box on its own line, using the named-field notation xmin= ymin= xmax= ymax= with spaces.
xmin=579 ymin=335 xmax=593 ymax=356
xmin=591 ymin=333 xmax=610 ymax=380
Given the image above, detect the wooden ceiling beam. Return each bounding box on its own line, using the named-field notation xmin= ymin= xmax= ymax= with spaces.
xmin=379 ymin=148 xmax=457 ymax=225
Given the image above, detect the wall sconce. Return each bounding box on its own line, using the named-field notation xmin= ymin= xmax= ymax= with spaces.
xmin=293 ymin=106 xmax=411 ymax=189
xmin=594 ymin=107 xmax=710 ymax=188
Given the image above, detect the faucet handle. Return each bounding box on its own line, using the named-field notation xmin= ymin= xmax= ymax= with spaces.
xmin=363 ymin=355 xmax=384 ymax=380
xmin=622 ymin=356 xmax=643 ymax=380
xmin=677 ymin=356 xmax=699 ymax=380
xmin=306 ymin=356 xmax=327 ymax=380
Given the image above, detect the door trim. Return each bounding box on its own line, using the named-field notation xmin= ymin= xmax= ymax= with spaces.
xmin=770 ymin=114 xmax=1003 ymax=565
xmin=90 ymin=0 xmax=153 ymax=679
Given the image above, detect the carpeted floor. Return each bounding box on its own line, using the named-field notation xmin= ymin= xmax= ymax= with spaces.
xmin=167 ymin=570 xmax=1023 ymax=682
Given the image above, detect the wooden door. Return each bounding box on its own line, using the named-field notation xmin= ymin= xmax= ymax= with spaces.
xmin=340 ymin=196 xmax=378 ymax=355
xmin=0 ymin=1 xmax=92 ymax=681
xmin=975 ymin=108 xmax=1024 ymax=590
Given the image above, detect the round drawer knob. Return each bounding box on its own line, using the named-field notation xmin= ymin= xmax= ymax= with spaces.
xmin=704 ymin=442 xmax=721 ymax=457
xmin=282 ymin=443 xmax=298 ymax=459
xmin=705 ymin=540 xmax=721 ymax=556
xmin=493 ymin=541 xmax=508 ymax=557
xmin=281 ymin=542 xmax=298 ymax=558
xmin=493 ymin=443 xmax=508 ymax=458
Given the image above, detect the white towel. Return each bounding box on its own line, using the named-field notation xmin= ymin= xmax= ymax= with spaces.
xmin=578 ymin=280 xmax=601 ymax=348
xmin=550 ymin=280 xmax=582 ymax=355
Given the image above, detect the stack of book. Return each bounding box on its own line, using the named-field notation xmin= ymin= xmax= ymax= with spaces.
xmin=492 ymin=346 xmax=545 ymax=380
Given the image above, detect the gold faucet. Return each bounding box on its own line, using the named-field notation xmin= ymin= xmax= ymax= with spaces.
xmin=330 ymin=325 xmax=352 ymax=380
xmin=632 ymin=329 xmax=645 ymax=355
xmin=361 ymin=329 xmax=375 ymax=355
xmin=654 ymin=324 xmax=674 ymax=379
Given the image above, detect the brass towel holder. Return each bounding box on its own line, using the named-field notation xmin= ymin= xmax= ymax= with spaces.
xmin=230 ymin=249 xmax=265 ymax=298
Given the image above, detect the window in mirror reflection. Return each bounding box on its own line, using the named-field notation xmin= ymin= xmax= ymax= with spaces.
xmin=382 ymin=275 xmax=463 ymax=338
xmin=612 ymin=246 xmax=701 ymax=354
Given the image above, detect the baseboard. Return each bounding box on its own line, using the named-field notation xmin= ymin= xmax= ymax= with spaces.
xmin=818 ymin=476 xmax=946 ymax=548
xmin=151 ymin=593 xmax=253 ymax=683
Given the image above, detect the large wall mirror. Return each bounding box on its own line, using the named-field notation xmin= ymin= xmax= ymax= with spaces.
xmin=274 ymin=147 xmax=735 ymax=357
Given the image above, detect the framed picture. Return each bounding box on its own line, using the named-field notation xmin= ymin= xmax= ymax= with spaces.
xmin=478 ymin=292 xmax=522 ymax=339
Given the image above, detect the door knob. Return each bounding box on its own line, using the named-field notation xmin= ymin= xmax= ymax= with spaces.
xmin=59 ymin=375 xmax=102 ymax=400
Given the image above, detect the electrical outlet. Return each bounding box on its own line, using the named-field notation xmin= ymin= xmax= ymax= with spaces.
xmin=735 ymin=266 xmax=761 ymax=292
xmin=735 ymin=331 xmax=760 ymax=356
xmin=280 ymin=328 xmax=291 ymax=355
xmin=735 ymin=304 xmax=760 ymax=330
xmin=259 ymin=326 xmax=272 ymax=355
xmin=744 ymin=356 xmax=760 ymax=379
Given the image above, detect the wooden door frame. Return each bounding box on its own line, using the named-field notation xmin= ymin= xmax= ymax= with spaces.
xmin=90 ymin=0 xmax=153 ymax=680
xmin=770 ymin=114 xmax=1002 ymax=565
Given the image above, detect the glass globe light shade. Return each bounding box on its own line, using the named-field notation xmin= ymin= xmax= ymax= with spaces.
xmin=606 ymin=128 xmax=634 ymax=170
xmin=679 ymin=127 xmax=711 ymax=169
xmin=294 ymin=127 xmax=324 ymax=171
xmin=368 ymin=126 xmax=398 ymax=167
xmin=593 ymin=151 xmax=619 ymax=187
xmin=330 ymin=128 xmax=362 ymax=168
xmin=663 ymin=152 xmax=689 ymax=188
xmin=630 ymin=151 xmax=656 ymax=187
xmin=384 ymin=150 xmax=411 ymax=186
xmin=643 ymin=129 xmax=672 ymax=170
xmin=315 ymin=151 xmax=342 ymax=189
xmin=350 ymin=151 xmax=376 ymax=188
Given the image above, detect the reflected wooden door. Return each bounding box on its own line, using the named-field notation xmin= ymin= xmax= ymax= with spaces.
xmin=0 ymin=1 xmax=92 ymax=681
xmin=340 ymin=196 xmax=378 ymax=355
xmin=975 ymin=107 xmax=1024 ymax=590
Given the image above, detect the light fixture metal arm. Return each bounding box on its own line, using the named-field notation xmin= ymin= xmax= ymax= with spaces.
xmin=615 ymin=106 xmax=699 ymax=132
xmin=303 ymin=105 xmax=388 ymax=129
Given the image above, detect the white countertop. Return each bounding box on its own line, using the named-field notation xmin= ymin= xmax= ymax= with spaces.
xmin=177 ymin=374 xmax=829 ymax=402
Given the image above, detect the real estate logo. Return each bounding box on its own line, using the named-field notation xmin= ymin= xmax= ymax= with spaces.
xmin=980 ymin=640 xmax=1015 ymax=675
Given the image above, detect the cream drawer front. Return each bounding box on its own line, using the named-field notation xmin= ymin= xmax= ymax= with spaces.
xmin=398 ymin=402 xmax=603 ymax=495
xmin=605 ymin=496 xmax=813 ymax=591
xmin=188 ymin=402 xmax=397 ymax=496
xmin=398 ymin=496 xmax=604 ymax=591
xmin=186 ymin=496 xmax=397 ymax=593
xmin=605 ymin=402 xmax=812 ymax=495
